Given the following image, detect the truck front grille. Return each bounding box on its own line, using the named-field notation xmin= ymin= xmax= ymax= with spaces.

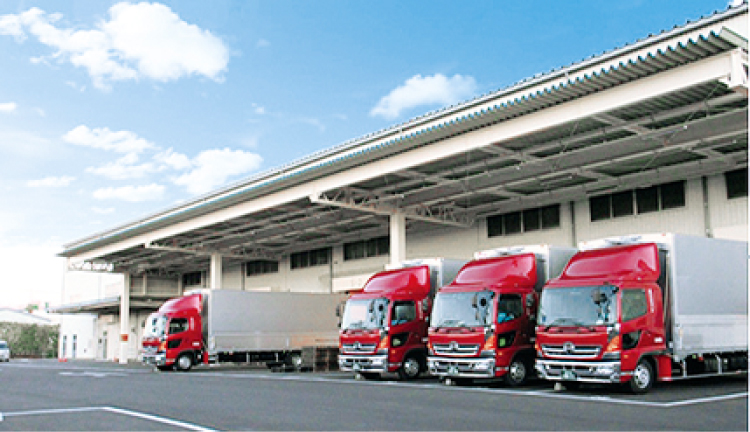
xmin=541 ymin=344 xmax=601 ymax=359
xmin=341 ymin=343 xmax=377 ymax=354
xmin=432 ymin=343 xmax=480 ymax=356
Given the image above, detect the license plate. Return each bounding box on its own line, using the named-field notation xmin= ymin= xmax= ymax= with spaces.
xmin=561 ymin=370 xmax=576 ymax=381
xmin=353 ymin=363 xmax=361 ymax=371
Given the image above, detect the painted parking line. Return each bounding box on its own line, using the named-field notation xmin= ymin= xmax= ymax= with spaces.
xmin=0 ymin=406 xmax=217 ymax=431
xmin=183 ymin=370 xmax=748 ymax=408
xmin=59 ymin=371 xmax=129 ymax=378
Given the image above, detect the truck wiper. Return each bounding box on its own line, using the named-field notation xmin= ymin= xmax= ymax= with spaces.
xmin=347 ymin=320 xmax=365 ymax=329
xmin=544 ymin=317 xmax=584 ymax=331
xmin=438 ymin=319 xmax=466 ymax=328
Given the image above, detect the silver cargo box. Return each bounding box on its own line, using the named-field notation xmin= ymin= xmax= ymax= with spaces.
xmin=580 ymin=233 xmax=748 ymax=359
xmin=204 ymin=290 xmax=348 ymax=354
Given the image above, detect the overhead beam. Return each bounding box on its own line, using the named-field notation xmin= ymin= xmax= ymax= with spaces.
xmin=309 ymin=190 xmax=473 ymax=228
xmin=66 ymin=51 xmax=742 ymax=264
xmin=144 ymin=242 xmax=280 ymax=261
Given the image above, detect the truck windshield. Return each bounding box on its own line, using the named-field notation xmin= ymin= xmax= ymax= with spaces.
xmin=431 ymin=291 xmax=495 ymax=328
xmin=341 ymin=298 xmax=389 ymax=330
xmin=143 ymin=313 xmax=168 ymax=338
xmin=538 ymin=286 xmax=618 ymax=327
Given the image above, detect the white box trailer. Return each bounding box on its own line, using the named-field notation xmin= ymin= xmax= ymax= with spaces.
xmin=578 ymin=233 xmax=748 ymax=359
xmin=143 ymin=289 xmax=347 ymax=371
xmin=204 ymin=290 xmax=348 ymax=355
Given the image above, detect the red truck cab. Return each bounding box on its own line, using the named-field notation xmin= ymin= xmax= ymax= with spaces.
xmin=535 ymin=243 xmax=667 ymax=392
xmin=427 ymin=246 xmax=576 ymax=386
xmin=338 ymin=259 xmax=465 ymax=380
xmin=142 ymin=292 xmax=205 ymax=371
xmin=535 ymin=234 xmax=748 ymax=394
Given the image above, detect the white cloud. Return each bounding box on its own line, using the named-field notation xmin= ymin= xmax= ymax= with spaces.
xmin=0 ymin=102 xmax=17 ymax=113
xmin=0 ymin=243 xmax=65 ymax=309
xmin=93 ymin=183 xmax=165 ymax=202
xmin=27 ymin=175 xmax=75 ymax=187
xmin=172 ymin=148 xmax=263 ymax=195
xmin=92 ymin=206 xmax=115 ymax=214
xmin=370 ymin=73 xmax=478 ymax=119
xmin=154 ymin=148 xmax=192 ymax=170
xmin=300 ymin=117 xmax=325 ymax=132
xmin=0 ymin=3 xmax=229 ymax=90
xmin=256 ymin=38 xmax=270 ymax=48
xmin=85 ymin=153 xmax=155 ymax=179
xmin=63 ymin=125 xmax=155 ymax=154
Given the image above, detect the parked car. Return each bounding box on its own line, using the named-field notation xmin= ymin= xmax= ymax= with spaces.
xmin=0 ymin=340 xmax=10 ymax=361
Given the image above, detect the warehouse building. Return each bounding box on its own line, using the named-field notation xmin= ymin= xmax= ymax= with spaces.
xmin=54 ymin=4 xmax=748 ymax=362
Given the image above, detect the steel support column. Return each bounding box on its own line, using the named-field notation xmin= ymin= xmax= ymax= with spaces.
xmin=119 ymin=273 xmax=130 ymax=364
xmin=210 ymin=253 xmax=223 ymax=290
xmin=390 ymin=213 xmax=406 ymax=266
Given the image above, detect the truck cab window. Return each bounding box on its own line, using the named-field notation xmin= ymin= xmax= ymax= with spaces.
xmin=497 ymin=294 xmax=523 ymax=323
xmin=391 ymin=301 xmax=416 ymax=325
xmin=621 ymin=289 xmax=648 ymax=322
xmin=168 ymin=318 xmax=189 ymax=335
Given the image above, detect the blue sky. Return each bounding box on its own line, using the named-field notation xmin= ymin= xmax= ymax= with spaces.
xmin=0 ymin=0 xmax=741 ymax=308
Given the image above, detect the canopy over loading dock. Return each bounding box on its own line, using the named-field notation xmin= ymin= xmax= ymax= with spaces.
xmin=60 ymin=7 xmax=747 ymax=278
xmin=56 ymin=6 xmax=747 ymax=361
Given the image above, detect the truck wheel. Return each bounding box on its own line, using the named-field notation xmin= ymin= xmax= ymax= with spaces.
xmin=175 ymin=353 xmax=193 ymax=372
xmin=504 ymin=357 xmax=529 ymax=387
xmin=629 ymin=359 xmax=654 ymax=394
xmin=397 ymin=354 xmax=423 ymax=380
xmin=285 ymin=352 xmax=303 ymax=371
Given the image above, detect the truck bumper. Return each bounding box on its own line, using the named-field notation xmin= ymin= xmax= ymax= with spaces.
xmin=535 ymin=359 xmax=623 ymax=383
xmin=427 ymin=356 xmax=497 ymax=378
xmin=142 ymin=353 xmax=168 ymax=367
xmin=338 ymin=354 xmax=388 ymax=373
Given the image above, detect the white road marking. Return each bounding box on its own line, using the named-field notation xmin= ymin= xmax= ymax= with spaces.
xmin=59 ymin=371 xmax=128 ymax=378
xmin=184 ymin=370 xmax=748 ymax=408
xmin=0 ymin=406 xmax=217 ymax=431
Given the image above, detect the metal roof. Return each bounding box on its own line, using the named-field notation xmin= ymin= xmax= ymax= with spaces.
xmin=60 ymin=4 xmax=748 ymax=277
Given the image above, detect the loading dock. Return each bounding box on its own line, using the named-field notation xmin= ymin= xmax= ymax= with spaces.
xmin=55 ymin=5 xmax=747 ymax=363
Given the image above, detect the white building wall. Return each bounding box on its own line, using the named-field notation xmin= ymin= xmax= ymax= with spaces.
xmin=573 ymin=178 xmax=707 ymax=243
xmin=58 ymin=314 xmax=96 ymax=360
xmin=707 ymin=173 xmax=748 ymax=241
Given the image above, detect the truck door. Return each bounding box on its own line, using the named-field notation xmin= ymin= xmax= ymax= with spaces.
xmin=390 ymin=301 xmax=419 ymax=349
xmin=620 ymin=288 xmax=650 ymax=372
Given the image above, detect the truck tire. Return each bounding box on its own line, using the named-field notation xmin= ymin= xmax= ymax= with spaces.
xmin=504 ymin=357 xmax=530 ymax=387
xmin=285 ymin=352 xmax=303 ymax=371
xmin=397 ymin=354 xmax=423 ymax=380
xmin=175 ymin=353 xmax=193 ymax=372
xmin=628 ymin=359 xmax=654 ymax=394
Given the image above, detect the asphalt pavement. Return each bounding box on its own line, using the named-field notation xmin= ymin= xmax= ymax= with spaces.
xmin=0 ymin=359 xmax=746 ymax=431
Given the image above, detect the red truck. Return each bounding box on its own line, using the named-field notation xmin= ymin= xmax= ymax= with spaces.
xmin=427 ymin=245 xmax=576 ymax=386
xmin=338 ymin=258 xmax=466 ymax=380
xmin=535 ymin=233 xmax=748 ymax=393
xmin=142 ymin=289 xmax=345 ymax=371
